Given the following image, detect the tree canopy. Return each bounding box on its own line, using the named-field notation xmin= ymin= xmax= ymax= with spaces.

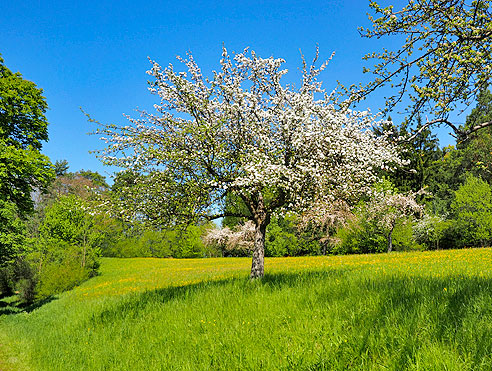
xmin=0 ymin=55 xmax=54 ymax=218
xmin=452 ymin=174 xmax=492 ymax=247
xmin=0 ymin=55 xmax=54 ymax=273
xmin=0 ymin=55 xmax=49 ymax=150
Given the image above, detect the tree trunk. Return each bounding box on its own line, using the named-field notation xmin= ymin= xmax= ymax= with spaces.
xmin=387 ymin=226 xmax=394 ymax=253
xmin=244 ymin=192 xmax=272 ymax=279
xmin=250 ymin=221 xmax=267 ymax=279
xmin=81 ymin=230 xmax=88 ymax=268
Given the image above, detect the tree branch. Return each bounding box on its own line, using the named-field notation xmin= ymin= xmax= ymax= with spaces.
xmin=206 ymin=211 xmax=249 ymax=221
xmin=400 ymin=117 xmax=492 ymax=143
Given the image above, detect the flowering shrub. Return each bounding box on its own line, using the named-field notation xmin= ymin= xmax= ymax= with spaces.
xmin=204 ymin=222 xmax=255 ymax=257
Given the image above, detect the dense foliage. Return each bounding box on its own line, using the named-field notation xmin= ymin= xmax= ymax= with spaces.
xmin=0 ymin=56 xmax=56 ymax=302
xmin=451 ymin=174 xmax=492 ymax=247
xmin=0 ymin=55 xmax=54 ymax=217
xmin=0 ymin=200 xmax=25 ymax=267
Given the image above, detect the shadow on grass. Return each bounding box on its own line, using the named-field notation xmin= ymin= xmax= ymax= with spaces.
xmin=87 ymin=268 xmax=492 ymax=369
xmin=0 ymin=300 xmax=19 ymax=315
xmin=22 ymin=296 xmax=58 ymax=313
xmin=0 ymin=295 xmax=58 ymax=316
xmin=339 ymin=275 xmax=492 ymax=370
xmin=90 ymin=268 xmax=352 ymax=325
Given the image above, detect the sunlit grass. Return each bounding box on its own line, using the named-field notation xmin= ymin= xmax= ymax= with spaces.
xmin=2 ymin=248 xmax=492 ymax=370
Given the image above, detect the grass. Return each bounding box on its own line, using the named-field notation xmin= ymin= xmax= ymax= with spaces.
xmin=1 ymin=249 xmax=492 ymax=370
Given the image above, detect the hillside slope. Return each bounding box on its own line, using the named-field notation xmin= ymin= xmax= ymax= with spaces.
xmin=1 ymin=250 xmax=492 ymax=370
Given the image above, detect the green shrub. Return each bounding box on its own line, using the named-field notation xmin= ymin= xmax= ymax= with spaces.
xmin=15 ymin=277 xmax=37 ymax=304
xmin=265 ymin=216 xmax=321 ymax=257
xmin=35 ymin=245 xmax=90 ymax=300
xmin=266 ymin=219 xmax=294 ymax=257
xmin=0 ymin=257 xmax=37 ymax=302
xmin=169 ymin=225 xmax=210 ymax=258
xmin=451 ymin=174 xmax=492 ymax=247
xmin=138 ymin=230 xmax=170 ymax=257
xmin=101 ymin=224 xmax=212 ymax=258
xmin=391 ymin=219 xmax=421 ymax=251
xmin=111 ymin=237 xmax=151 ymax=258
xmin=333 ymin=218 xmax=387 ymax=254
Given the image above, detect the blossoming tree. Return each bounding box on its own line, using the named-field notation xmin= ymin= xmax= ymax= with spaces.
xmin=366 ymin=188 xmax=425 ymax=252
xmin=94 ymin=48 xmax=402 ymax=278
xmin=203 ymin=221 xmax=256 ymax=257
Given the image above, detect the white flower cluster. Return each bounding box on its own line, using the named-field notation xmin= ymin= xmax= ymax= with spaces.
xmin=203 ymin=221 xmax=256 ymax=252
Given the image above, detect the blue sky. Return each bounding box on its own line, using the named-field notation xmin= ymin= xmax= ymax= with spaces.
xmin=1 ymin=0 xmax=458 ymax=181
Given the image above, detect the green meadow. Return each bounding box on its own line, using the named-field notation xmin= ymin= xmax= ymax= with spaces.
xmin=2 ymin=249 xmax=492 ymax=370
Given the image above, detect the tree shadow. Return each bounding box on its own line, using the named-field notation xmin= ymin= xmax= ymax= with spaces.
xmin=0 ymin=295 xmax=58 ymax=316
xmin=335 ymin=275 xmax=492 ymax=370
xmin=0 ymin=300 xmax=19 ymax=315
xmin=22 ymin=296 xmax=58 ymax=313
xmin=89 ymin=267 xmax=354 ymax=325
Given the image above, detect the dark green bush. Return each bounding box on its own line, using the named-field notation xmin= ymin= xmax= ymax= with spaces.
xmin=265 ymin=216 xmax=321 ymax=257
xmin=0 ymin=257 xmax=37 ymax=303
xmin=16 ymin=277 xmax=37 ymax=304
xmin=35 ymin=245 xmax=91 ymax=300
